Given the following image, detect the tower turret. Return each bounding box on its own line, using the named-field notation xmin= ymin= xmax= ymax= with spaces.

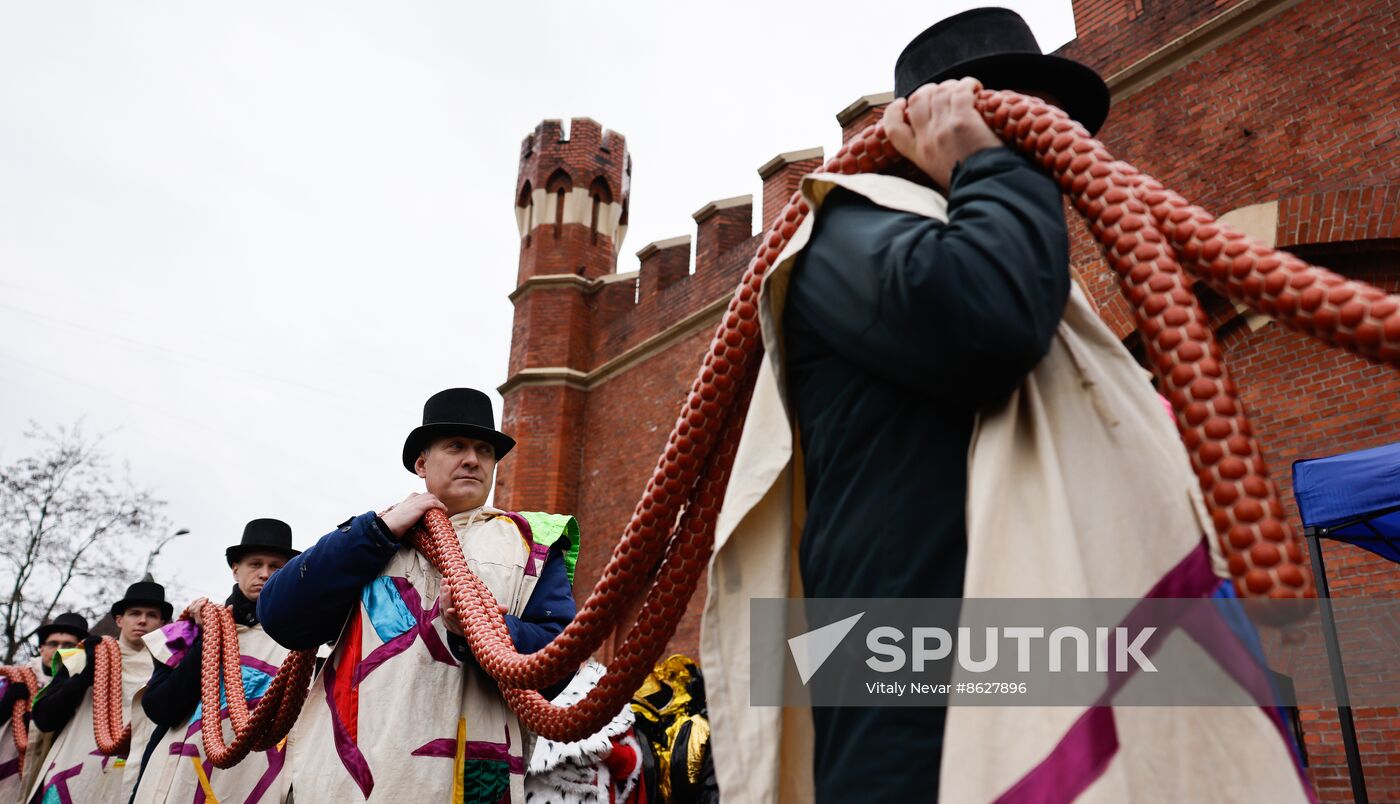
xmin=497 ymin=119 xmax=631 ymax=514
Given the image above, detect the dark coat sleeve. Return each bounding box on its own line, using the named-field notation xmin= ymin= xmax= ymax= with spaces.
xmin=140 ymin=635 xmax=204 ymax=728
xmin=788 ymin=146 xmax=1071 ymax=409
xmin=256 ymin=512 xmax=401 ymax=649
xmin=445 ymin=543 xmax=577 ymax=698
xmin=30 ymin=642 xmax=95 ymax=734
xmin=0 ymin=674 xmax=28 ymax=713
xmin=505 ymin=544 xmax=576 ymax=655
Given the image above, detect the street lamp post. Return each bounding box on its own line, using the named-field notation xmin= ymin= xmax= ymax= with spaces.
xmin=143 ymin=528 xmax=191 ymax=578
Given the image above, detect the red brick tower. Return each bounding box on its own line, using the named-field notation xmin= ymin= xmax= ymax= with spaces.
xmin=497 ymin=119 xmax=630 ymax=516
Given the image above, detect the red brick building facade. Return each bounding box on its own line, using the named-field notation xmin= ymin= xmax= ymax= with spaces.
xmin=498 ymin=0 xmax=1397 ymax=798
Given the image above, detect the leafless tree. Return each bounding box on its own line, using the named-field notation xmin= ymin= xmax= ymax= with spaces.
xmin=0 ymin=423 xmax=168 ymax=663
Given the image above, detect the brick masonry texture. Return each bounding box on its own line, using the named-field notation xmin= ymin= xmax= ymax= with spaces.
xmin=500 ymin=1 xmax=1397 ymax=794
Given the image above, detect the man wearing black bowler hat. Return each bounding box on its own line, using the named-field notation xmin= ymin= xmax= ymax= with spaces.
xmin=33 ymin=614 xmax=91 ymax=682
xmin=27 ymin=581 xmax=168 ymax=802
xmin=743 ymin=9 xmax=1097 ymax=800
xmin=703 ymin=6 xmax=1310 ymax=803
xmin=125 ymin=518 xmax=300 ymax=804
xmin=258 ymin=388 xmax=579 ymax=803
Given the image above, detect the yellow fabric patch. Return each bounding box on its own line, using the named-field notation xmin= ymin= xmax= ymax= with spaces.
xmin=452 ymin=717 xmax=467 ymax=804
xmin=191 ymin=756 xmax=220 ymax=803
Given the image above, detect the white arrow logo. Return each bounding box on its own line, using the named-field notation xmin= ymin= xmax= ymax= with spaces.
xmin=788 ymin=612 xmax=865 ymax=684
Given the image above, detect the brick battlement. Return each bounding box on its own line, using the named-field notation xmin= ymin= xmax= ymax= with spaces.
xmin=505 ymin=113 xmax=844 ymax=391
xmin=515 ymin=117 xmax=631 ymax=285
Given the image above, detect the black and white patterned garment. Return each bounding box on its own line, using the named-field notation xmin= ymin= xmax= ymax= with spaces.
xmin=524 ymin=661 xmax=642 ymax=804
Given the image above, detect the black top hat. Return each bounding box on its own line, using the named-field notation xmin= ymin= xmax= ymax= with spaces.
xmin=226 ymin=518 xmax=300 ymax=566
xmin=36 ymin=612 xmax=89 ymax=644
xmin=401 ymin=388 xmax=516 ymax=473
xmin=110 ymin=581 xmax=172 ymax=621
xmin=894 ymin=7 xmax=1110 ymax=134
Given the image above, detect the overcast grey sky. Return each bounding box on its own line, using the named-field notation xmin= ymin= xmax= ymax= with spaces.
xmin=0 ymin=1 xmax=1075 ymax=602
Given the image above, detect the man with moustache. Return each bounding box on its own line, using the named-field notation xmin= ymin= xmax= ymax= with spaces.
xmin=258 ymin=388 xmax=579 ymax=803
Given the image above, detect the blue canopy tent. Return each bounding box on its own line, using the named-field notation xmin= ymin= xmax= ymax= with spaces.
xmin=1291 ymin=440 xmax=1400 ymax=804
xmin=1294 ymin=441 xmax=1400 ymax=561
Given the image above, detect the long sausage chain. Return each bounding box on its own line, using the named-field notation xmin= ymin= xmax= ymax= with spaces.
xmin=192 ymin=602 xmax=315 ymax=769
xmin=92 ymin=637 xmax=130 ymax=756
xmin=92 ymin=608 xmax=315 ymax=768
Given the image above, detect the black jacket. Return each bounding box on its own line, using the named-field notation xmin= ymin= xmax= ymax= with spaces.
xmin=783 ymin=147 xmax=1071 ymax=802
xmin=0 ymin=671 xmax=31 ymax=731
xmin=30 ymin=638 xmax=98 ymax=734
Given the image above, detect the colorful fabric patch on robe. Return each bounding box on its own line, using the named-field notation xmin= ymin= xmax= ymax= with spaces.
xmin=150 ymin=620 xmax=201 ymax=668
xmin=324 ymin=578 xmax=458 ymax=800
xmin=412 ymin=721 xmax=522 ymax=804
xmin=57 ymin=647 xmax=86 ymax=677
xmin=462 ymin=759 xmax=511 ymax=804
xmin=39 ymin=762 xmax=82 ymax=804
xmin=325 ymin=610 xmax=372 ymax=797
xmin=361 ymin=577 xmax=416 ymax=643
xmin=517 ymin=512 xmax=580 ymax=584
xmin=32 ymin=649 xmax=84 ymax=706
xmin=186 ymin=661 xmax=275 ymax=731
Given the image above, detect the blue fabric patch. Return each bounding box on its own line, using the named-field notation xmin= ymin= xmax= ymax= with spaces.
xmin=192 ymin=664 xmax=275 ymax=724
xmin=1212 ymin=580 xmax=1306 ymax=766
xmin=361 ymin=576 xmax=415 ymax=644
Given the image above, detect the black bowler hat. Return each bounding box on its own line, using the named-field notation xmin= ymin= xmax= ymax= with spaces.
xmin=36 ymin=612 xmax=89 ymax=644
xmin=226 ymin=518 xmax=300 ymax=566
xmin=401 ymin=388 xmax=516 ymax=473
xmin=111 ymin=581 xmax=173 ymax=621
xmin=894 ymin=7 xmax=1110 ymax=134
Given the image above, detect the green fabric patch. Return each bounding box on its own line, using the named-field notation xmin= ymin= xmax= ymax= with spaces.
xmin=462 ymin=758 xmax=511 ymax=803
xmin=518 ymin=512 xmax=580 ymax=585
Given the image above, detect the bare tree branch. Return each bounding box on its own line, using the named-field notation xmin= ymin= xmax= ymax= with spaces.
xmin=0 ymin=422 xmax=167 ymax=662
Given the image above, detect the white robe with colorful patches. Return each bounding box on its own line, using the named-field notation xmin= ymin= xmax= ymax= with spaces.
xmin=129 ymin=620 xmax=292 ymax=804
xmin=24 ymin=640 xmax=152 ymax=804
xmin=283 ymin=506 xmax=546 ymax=803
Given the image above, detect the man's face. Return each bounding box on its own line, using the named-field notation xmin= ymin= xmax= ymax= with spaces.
xmin=414 ymin=436 xmax=497 ymax=515
xmin=231 ymin=551 xmax=287 ymax=601
xmin=115 ymin=605 xmax=163 ymax=647
xmin=38 ymin=632 xmax=80 ymax=672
